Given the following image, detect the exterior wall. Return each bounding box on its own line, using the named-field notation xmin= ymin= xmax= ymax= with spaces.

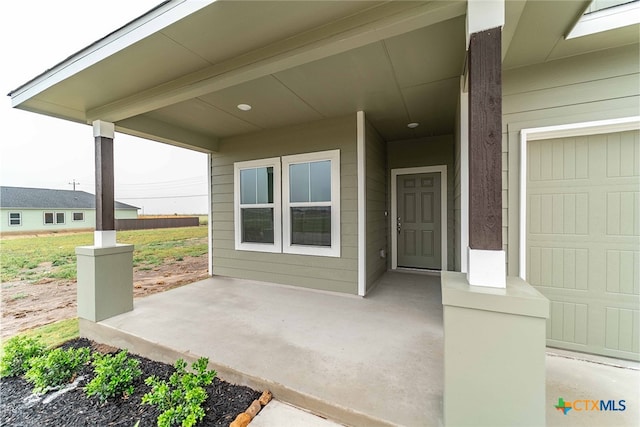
xmin=387 ymin=135 xmax=456 ymax=270
xmin=365 ymin=120 xmax=388 ymax=291
xmin=1 ymin=208 xmax=137 ymax=233
xmin=115 ymin=209 xmax=139 ymax=220
xmin=210 ymin=115 xmax=359 ymax=294
xmin=503 ymin=43 xmax=640 ymax=276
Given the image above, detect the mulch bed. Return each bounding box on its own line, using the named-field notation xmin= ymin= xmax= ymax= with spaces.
xmin=0 ymin=338 xmax=260 ymax=426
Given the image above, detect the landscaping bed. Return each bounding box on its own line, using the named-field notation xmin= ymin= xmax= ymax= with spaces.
xmin=0 ymin=338 xmax=260 ymax=427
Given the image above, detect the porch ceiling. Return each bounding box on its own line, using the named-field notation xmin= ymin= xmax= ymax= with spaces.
xmin=10 ymin=0 xmax=637 ymax=152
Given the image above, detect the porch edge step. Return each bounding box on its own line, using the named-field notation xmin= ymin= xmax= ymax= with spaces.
xmin=80 ymin=318 xmax=398 ymax=427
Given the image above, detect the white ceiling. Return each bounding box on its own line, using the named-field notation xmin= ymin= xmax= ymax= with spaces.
xmin=11 ymin=0 xmax=639 ymax=151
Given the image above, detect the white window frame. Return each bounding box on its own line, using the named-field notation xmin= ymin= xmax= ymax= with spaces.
xmin=9 ymin=212 xmax=21 ymax=226
xmin=234 ymin=157 xmax=282 ymax=253
xmin=282 ymin=149 xmax=341 ymax=257
xmin=55 ymin=212 xmax=65 ymax=225
xmin=44 ymin=212 xmax=55 ymax=225
xmin=73 ymin=212 xmax=84 ymax=222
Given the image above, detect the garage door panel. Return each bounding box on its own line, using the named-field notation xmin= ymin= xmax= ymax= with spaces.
xmin=528 ymin=129 xmax=640 ymax=361
xmin=606 ymin=250 xmax=640 ymax=295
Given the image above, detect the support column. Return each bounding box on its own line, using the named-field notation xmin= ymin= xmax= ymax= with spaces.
xmin=93 ymin=120 xmax=116 ymax=247
xmin=466 ymin=1 xmax=505 ymax=288
xmin=442 ymin=2 xmax=549 ymax=426
xmin=76 ymin=120 xmax=134 ymax=323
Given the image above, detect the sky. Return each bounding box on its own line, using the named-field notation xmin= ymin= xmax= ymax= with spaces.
xmin=0 ymin=1 xmax=209 ymax=215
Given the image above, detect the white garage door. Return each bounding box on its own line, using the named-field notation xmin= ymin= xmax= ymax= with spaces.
xmin=527 ymin=129 xmax=639 ymax=361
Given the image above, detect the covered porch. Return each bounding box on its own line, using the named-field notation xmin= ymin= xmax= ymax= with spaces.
xmin=81 ymin=271 xmax=444 ymax=427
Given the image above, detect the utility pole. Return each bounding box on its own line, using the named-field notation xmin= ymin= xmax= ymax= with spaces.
xmin=69 ymin=179 xmax=80 ymax=191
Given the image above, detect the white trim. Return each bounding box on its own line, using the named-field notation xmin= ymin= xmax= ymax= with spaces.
xmin=567 ymin=1 xmax=640 ymax=39
xmin=233 ymin=157 xmax=282 ymax=253
xmin=282 ymin=150 xmax=341 ymax=257
xmin=459 ymin=77 xmax=469 ymax=273
xmin=391 ymin=165 xmax=448 ymax=271
xmin=10 ymin=0 xmax=217 ymax=107
xmin=93 ymin=120 xmax=115 ymax=139
xmin=466 ymin=0 xmax=504 ymax=47
xmin=467 ymin=247 xmax=506 ymax=288
xmin=357 ymin=111 xmax=366 ymax=296
xmin=519 ymin=116 xmax=640 ymax=280
xmin=94 ymin=230 xmax=116 ymax=248
xmin=207 ymin=153 xmax=213 ymax=276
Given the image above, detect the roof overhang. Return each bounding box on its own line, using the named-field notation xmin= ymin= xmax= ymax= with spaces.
xmin=9 ymin=0 xmax=638 ymax=153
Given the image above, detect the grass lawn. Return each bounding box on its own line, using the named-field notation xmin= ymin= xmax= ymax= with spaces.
xmin=0 ymin=318 xmax=79 ymax=354
xmin=0 ymin=226 xmax=208 ymax=283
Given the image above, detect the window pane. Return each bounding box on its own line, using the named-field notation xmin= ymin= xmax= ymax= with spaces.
xmin=310 ymin=160 xmax=331 ymax=202
xmin=289 ymin=163 xmax=309 ymax=202
xmin=56 ymin=213 xmax=65 ymax=224
xmin=44 ymin=213 xmax=54 ymax=224
xmin=241 ymin=208 xmax=274 ymax=243
xmin=10 ymin=213 xmax=19 ymax=219
xmin=240 ymin=168 xmax=257 ymax=204
xmin=256 ymin=167 xmax=274 ymax=204
xmin=291 ymin=207 xmax=331 ymax=246
xmin=73 ymin=212 xmax=84 ymax=221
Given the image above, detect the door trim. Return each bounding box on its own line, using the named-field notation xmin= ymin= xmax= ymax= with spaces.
xmin=519 ymin=116 xmax=640 ymax=280
xmin=391 ymin=165 xmax=447 ymax=271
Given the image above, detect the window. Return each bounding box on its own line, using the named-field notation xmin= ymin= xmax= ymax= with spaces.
xmin=234 ymin=158 xmax=281 ymax=252
xmin=44 ymin=212 xmax=65 ymax=225
xmin=73 ymin=212 xmax=84 ymax=221
xmin=282 ymin=150 xmax=340 ymax=257
xmin=9 ymin=212 xmax=21 ymax=226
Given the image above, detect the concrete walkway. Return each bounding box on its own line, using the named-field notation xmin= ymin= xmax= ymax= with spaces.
xmin=80 ymin=272 xmax=640 ymax=426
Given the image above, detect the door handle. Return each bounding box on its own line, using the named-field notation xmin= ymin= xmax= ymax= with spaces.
xmin=397 ymin=217 xmax=401 ymax=234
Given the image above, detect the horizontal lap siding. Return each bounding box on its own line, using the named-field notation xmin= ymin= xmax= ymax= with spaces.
xmin=365 ymin=121 xmax=387 ymax=290
xmin=503 ymin=43 xmax=640 ymax=276
xmin=210 ymin=115 xmax=358 ymax=294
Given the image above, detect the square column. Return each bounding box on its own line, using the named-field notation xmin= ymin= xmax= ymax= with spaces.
xmin=76 ymin=244 xmax=134 ymax=322
xmin=93 ymin=120 xmax=116 ymax=247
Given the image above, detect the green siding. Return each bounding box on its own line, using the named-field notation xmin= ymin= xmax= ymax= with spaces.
xmin=365 ymin=120 xmax=387 ymax=291
xmin=503 ymin=43 xmax=640 ymax=276
xmin=388 ymin=135 xmax=456 ymax=270
xmin=210 ymin=115 xmax=358 ymax=294
xmin=0 ymin=209 xmax=137 ymax=233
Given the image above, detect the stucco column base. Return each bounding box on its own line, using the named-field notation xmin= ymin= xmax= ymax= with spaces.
xmin=441 ymin=271 xmax=549 ymax=427
xmin=76 ymin=244 xmax=134 ymax=322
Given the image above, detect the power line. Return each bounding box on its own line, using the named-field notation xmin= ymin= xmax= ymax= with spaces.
xmin=116 ymin=194 xmax=208 ymax=200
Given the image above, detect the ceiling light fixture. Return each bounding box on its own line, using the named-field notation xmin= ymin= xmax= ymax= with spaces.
xmin=407 ymin=122 xmax=419 ymax=129
xmin=237 ymin=103 xmax=252 ymax=111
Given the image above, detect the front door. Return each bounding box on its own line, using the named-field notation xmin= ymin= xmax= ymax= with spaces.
xmin=397 ymin=172 xmax=441 ymax=269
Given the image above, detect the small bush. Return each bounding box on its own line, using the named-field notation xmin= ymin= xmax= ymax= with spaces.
xmin=0 ymin=336 xmax=47 ymax=378
xmin=25 ymin=347 xmax=91 ymax=393
xmin=86 ymin=350 xmax=142 ymax=402
xmin=142 ymin=357 xmax=216 ymax=427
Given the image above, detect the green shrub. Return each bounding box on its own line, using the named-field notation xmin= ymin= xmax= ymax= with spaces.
xmin=0 ymin=336 xmax=47 ymax=378
xmin=85 ymin=350 xmax=142 ymax=402
xmin=25 ymin=347 xmax=91 ymax=393
xmin=142 ymin=357 xmax=216 ymax=427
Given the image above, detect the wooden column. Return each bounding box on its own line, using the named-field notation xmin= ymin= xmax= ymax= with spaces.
xmin=93 ymin=121 xmax=116 ymax=247
xmin=468 ymin=27 xmax=502 ymax=251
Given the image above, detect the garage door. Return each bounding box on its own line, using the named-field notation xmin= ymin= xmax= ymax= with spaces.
xmin=527 ymin=130 xmax=639 ymax=361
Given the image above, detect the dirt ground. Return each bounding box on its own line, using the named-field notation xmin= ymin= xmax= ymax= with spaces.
xmin=1 ymin=256 xmax=209 ymax=340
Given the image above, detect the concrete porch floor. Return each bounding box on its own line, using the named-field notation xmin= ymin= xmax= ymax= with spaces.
xmin=81 ymin=271 xmax=444 ymax=427
xmin=80 ymin=271 xmax=640 ymax=427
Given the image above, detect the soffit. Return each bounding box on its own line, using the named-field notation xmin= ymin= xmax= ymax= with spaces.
xmin=503 ymin=0 xmax=639 ymax=69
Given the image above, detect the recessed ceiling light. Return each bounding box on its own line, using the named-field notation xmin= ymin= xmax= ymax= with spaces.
xmin=237 ymin=103 xmax=252 ymax=111
xmin=407 ymin=122 xmax=419 ymax=129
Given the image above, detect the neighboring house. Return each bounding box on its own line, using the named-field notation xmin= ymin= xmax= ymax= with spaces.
xmin=0 ymin=186 xmax=139 ymax=233
xmin=8 ymin=0 xmax=639 ymax=365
